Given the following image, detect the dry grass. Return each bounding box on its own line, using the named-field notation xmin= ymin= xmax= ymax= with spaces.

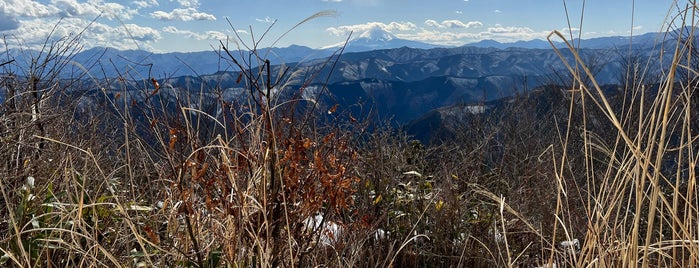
xmin=2 ymin=2 xmax=699 ymax=268
xmin=532 ymin=2 xmax=699 ymax=267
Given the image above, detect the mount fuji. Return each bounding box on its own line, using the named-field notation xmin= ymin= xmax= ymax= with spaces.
xmin=322 ymin=26 xmax=443 ymax=52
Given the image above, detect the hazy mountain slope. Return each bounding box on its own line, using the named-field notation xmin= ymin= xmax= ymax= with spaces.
xmin=315 ymin=74 xmax=542 ymax=124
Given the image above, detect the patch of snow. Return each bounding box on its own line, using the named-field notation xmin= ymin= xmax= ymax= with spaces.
xmin=559 ymin=238 xmax=580 ymax=252
xmin=374 ymin=228 xmax=388 ymax=240
xmin=403 ymin=170 xmax=422 ymax=177
xmin=26 ymin=176 xmax=35 ymax=189
xmin=301 ymin=85 xmax=320 ymax=100
xmin=358 ymin=26 xmax=396 ymax=41
xmin=464 ymin=105 xmax=485 ymax=114
xmin=304 ymin=214 xmax=343 ymax=246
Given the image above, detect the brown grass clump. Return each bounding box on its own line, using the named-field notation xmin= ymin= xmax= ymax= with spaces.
xmin=538 ymin=2 xmax=699 ymax=267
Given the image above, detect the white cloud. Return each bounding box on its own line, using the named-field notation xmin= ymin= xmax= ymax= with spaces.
xmin=256 ymin=16 xmax=275 ymax=23
xmin=101 ymin=2 xmax=139 ymax=19
xmin=0 ymin=0 xmax=136 ymax=23
xmin=393 ymin=24 xmax=549 ymax=46
xmin=1 ymin=0 xmax=60 ymax=18
xmin=176 ymin=0 xmax=199 ymax=7
xmin=0 ymin=0 xmax=142 ymax=35
xmin=205 ymin=30 xmax=226 ymax=40
xmin=494 ymin=9 xmax=502 ymax=13
xmin=151 ymin=7 xmax=215 ymax=21
xmin=132 ymin=0 xmax=158 ymax=8
xmin=396 ymin=29 xmax=472 ymax=46
xmin=561 ymin=27 xmax=580 ymax=32
xmin=3 ymin=17 xmax=161 ymax=51
xmin=50 ymin=0 xmax=137 ymax=20
xmin=425 ymin=19 xmax=482 ymax=29
xmin=559 ymin=27 xmax=580 ymax=35
xmin=162 ymin=25 xmax=225 ymax=40
xmin=121 ymin=23 xmax=161 ymax=42
xmin=322 ymin=0 xmax=342 ymax=2
xmin=51 ymin=0 xmax=100 ymax=17
xmin=478 ymin=26 xmax=547 ymax=41
xmin=161 ymin=25 xmax=178 ymax=32
xmin=151 ymin=0 xmax=213 ymax=21
xmin=487 ymin=26 xmax=533 ymax=34
xmin=326 ymin=21 xmax=417 ymax=36
xmin=425 ymin=19 xmax=440 ymax=28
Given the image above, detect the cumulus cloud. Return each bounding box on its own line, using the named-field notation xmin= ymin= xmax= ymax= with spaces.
xmin=150 ymin=0 xmax=214 ymax=21
xmin=1 ymin=0 xmax=59 ymax=18
xmin=132 ymin=0 xmax=159 ymax=8
xmin=326 ymin=21 xmax=417 ymax=36
xmin=121 ymin=23 xmax=161 ymax=42
xmin=476 ymin=26 xmax=547 ymax=42
xmin=425 ymin=19 xmax=482 ymax=29
xmin=559 ymin=27 xmax=580 ymax=35
xmin=205 ymin=30 xmax=226 ymax=40
xmin=50 ymin=0 xmax=137 ymax=20
xmin=393 ymin=23 xmax=549 ymax=47
xmin=161 ymin=25 xmax=178 ymax=33
xmin=448 ymin=20 xmax=482 ymax=28
xmin=395 ymin=29 xmax=472 ymax=46
xmin=176 ymin=0 xmax=199 ymax=7
xmin=151 ymin=7 xmax=215 ymax=21
xmin=0 ymin=0 xmax=138 ymax=23
xmin=3 ymin=17 xmax=161 ymax=50
xmin=487 ymin=25 xmax=534 ymax=34
xmin=0 ymin=0 xmax=236 ymax=51
xmin=424 ymin=20 xmax=440 ymax=28
xmin=52 ymin=0 xmax=100 ymax=17
xmin=162 ymin=26 xmax=226 ymax=40
xmin=99 ymin=2 xmax=138 ymax=19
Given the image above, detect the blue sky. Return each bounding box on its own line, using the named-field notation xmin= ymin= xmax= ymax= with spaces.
xmin=0 ymin=0 xmax=675 ymax=53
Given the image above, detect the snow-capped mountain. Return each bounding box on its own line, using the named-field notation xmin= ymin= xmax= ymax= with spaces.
xmin=321 ymin=26 xmax=442 ymax=52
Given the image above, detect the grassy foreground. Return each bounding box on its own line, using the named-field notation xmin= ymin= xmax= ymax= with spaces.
xmin=2 ymin=3 xmax=699 ymax=267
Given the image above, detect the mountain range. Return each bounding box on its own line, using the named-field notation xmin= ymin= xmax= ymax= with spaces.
xmin=0 ymin=27 xmax=680 ymax=141
xmin=466 ymin=31 xmax=662 ymax=50
xmin=0 ymin=27 xmax=674 ymax=79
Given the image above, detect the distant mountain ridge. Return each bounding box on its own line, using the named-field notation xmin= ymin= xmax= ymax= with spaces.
xmin=464 ymin=29 xmax=677 ymax=50
xmin=0 ymin=26 xmax=679 ymax=140
xmin=1 ymin=27 xmax=680 ymax=79
xmin=126 ymin=44 xmax=626 ymax=126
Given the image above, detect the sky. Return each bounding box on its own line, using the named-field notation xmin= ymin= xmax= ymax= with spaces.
xmin=0 ymin=0 xmax=678 ymax=53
